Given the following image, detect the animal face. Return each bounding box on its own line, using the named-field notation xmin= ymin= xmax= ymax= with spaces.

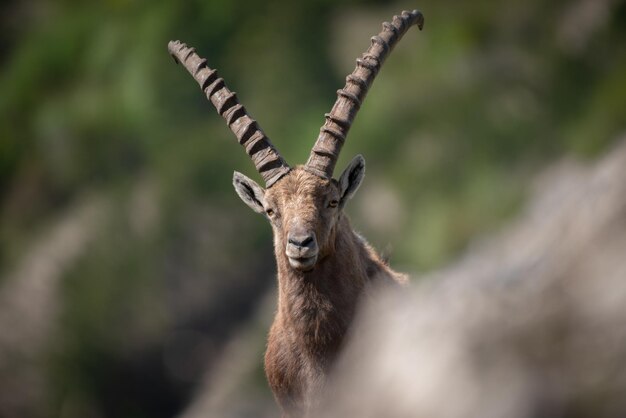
xmin=233 ymin=155 xmax=365 ymax=271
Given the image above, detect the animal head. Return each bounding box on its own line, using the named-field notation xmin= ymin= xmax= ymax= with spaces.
xmin=233 ymin=157 xmax=364 ymax=271
xmin=168 ymin=10 xmax=424 ymax=271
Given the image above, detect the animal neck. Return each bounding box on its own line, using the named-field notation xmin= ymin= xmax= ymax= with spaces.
xmin=273 ymin=215 xmax=369 ymax=361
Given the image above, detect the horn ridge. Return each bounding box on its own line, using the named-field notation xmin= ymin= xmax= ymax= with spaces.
xmin=168 ymin=40 xmax=290 ymax=187
xmin=305 ymin=10 xmax=424 ymax=179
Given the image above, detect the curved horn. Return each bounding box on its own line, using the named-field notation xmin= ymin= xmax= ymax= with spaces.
xmin=168 ymin=40 xmax=290 ymax=187
xmin=305 ymin=10 xmax=424 ymax=179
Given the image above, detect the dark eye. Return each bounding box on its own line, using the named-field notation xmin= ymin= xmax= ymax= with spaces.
xmin=328 ymin=200 xmax=339 ymax=208
xmin=265 ymin=208 xmax=275 ymax=217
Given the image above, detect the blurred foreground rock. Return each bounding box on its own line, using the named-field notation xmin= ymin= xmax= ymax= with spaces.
xmin=322 ymin=137 xmax=626 ymax=417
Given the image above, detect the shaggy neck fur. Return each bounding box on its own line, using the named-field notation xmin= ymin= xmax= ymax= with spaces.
xmin=273 ymin=213 xmax=399 ymax=371
xmin=276 ymin=216 xmax=363 ymax=360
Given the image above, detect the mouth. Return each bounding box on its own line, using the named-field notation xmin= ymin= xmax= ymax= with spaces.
xmin=287 ymin=255 xmax=317 ymax=271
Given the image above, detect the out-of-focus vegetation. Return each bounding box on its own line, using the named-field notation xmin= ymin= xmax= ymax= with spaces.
xmin=0 ymin=0 xmax=624 ymax=417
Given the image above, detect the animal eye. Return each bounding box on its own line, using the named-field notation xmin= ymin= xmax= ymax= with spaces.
xmin=328 ymin=200 xmax=339 ymax=208
xmin=265 ymin=208 xmax=275 ymax=217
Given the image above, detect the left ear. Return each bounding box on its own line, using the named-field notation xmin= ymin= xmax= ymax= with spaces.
xmin=338 ymin=154 xmax=366 ymax=209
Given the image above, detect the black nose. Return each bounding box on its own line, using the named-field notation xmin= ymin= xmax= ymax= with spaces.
xmin=288 ymin=233 xmax=314 ymax=248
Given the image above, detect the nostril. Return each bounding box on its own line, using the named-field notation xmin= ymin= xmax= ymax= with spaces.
xmin=288 ymin=234 xmax=314 ymax=248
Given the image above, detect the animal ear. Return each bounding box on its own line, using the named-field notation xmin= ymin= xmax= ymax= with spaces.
xmin=233 ymin=171 xmax=266 ymax=214
xmin=338 ymin=155 xmax=366 ymax=208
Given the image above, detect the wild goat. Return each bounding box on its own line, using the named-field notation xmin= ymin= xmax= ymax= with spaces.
xmin=168 ymin=9 xmax=423 ymax=417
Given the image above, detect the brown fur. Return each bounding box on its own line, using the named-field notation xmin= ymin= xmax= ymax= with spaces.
xmin=261 ymin=167 xmax=406 ymax=417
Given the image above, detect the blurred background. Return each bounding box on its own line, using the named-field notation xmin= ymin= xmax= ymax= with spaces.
xmin=1 ymin=0 xmax=625 ymax=417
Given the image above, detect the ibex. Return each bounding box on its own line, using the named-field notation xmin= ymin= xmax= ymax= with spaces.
xmin=168 ymin=9 xmax=423 ymax=417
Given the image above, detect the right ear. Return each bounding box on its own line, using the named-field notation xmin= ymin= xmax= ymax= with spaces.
xmin=338 ymin=154 xmax=366 ymax=209
xmin=233 ymin=171 xmax=266 ymax=214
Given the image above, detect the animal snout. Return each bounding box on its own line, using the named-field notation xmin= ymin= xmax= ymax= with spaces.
xmin=288 ymin=234 xmax=314 ymax=248
xmin=286 ymin=229 xmax=318 ymax=264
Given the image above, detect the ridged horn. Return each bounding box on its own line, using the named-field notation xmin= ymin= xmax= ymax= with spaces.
xmin=305 ymin=10 xmax=424 ymax=179
xmin=168 ymin=40 xmax=291 ymax=187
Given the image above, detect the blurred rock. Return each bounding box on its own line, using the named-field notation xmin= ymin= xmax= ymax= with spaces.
xmin=321 ymin=136 xmax=626 ymax=417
